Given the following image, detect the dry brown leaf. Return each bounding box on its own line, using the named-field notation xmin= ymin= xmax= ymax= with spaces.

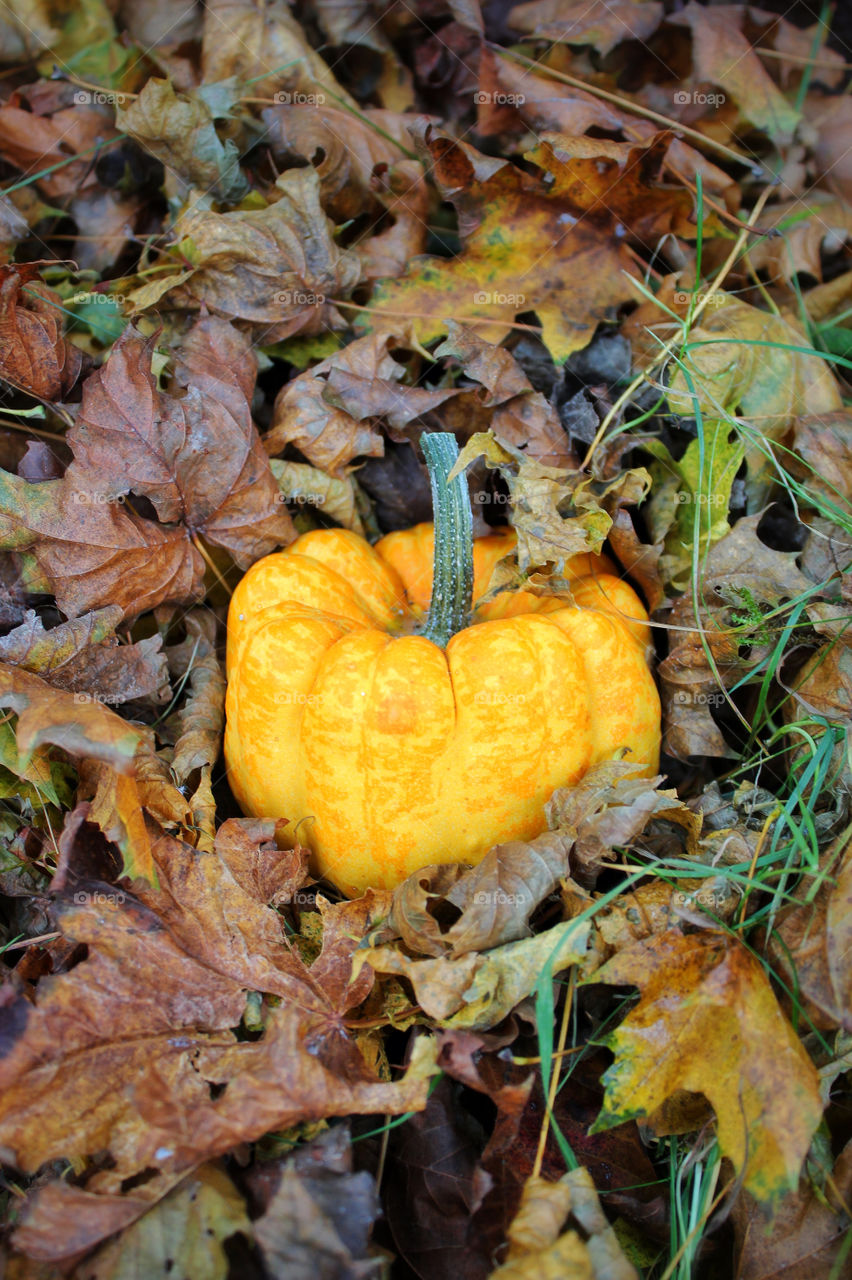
xmin=201 ymin=0 xmax=357 ymax=106
xmin=508 ymin=0 xmax=661 ymax=56
xmin=670 ymin=2 xmax=800 ymax=144
xmin=263 ymin=102 xmax=420 ymax=221
xmin=166 ymin=610 xmax=225 ymax=785
xmin=214 ymin=816 xmax=310 ymax=907
xmin=731 ymin=1138 xmax=852 ymax=1280
xmin=0 ymin=470 xmax=204 ymax=621
xmin=168 ymin=168 xmax=361 ymax=340
xmin=0 ymin=263 xmax=81 ymax=400
xmin=116 ymin=78 xmax=249 ymax=203
xmin=769 ymin=833 xmax=852 ymax=1032
xmin=68 ymin=318 xmax=294 ymax=568
xmin=0 ymin=103 xmax=114 ymax=200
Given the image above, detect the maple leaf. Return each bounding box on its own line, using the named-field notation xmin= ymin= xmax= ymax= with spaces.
xmin=361 ymin=128 xmax=645 ymax=362
xmin=592 ymin=928 xmax=823 ymax=1205
xmin=0 ymin=469 xmax=204 ymax=620
xmin=67 ymin=318 xmax=294 ymax=568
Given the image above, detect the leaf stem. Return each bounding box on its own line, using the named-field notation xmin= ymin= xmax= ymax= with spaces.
xmin=420 ymin=433 xmax=473 ymax=648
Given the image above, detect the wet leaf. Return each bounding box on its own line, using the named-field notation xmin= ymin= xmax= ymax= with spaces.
xmin=361 ymin=128 xmax=646 ymax=363
xmin=592 ymin=928 xmax=823 ymax=1205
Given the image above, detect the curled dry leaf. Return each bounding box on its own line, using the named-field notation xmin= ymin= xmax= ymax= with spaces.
xmin=508 ymin=0 xmax=661 ymax=54
xmin=492 ymin=1168 xmax=638 ymax=1280
xmin=68 ymin=318 xmax=294 ymax=568
xmin=592 ymin=928 xmax=823 ymax=1206
xmin=263 ymin=102 xmax=420 ymax=221
xmin=166 ymin=610 xmax=225 ymax=785
xmin=455 ymin=431 xmax=649 ymax=572
xmin=358 ymin=917 xmax=589 ymax=1029
xmin=116 ymin=77 xmax=249 ymax=203
xmin=265 ymin=332 xmax=409 ymax=474
xmin=201 ymin=0 xmax=357 ymax=107
xmin=0 ymin=606 xmax=169 ymax=705
xmin=270 ymin=459 xmax=366 ymax=534
xmin=169 ymin=168 xmax=361 ymax=339
xmin=0 ymin=263 xmax=81 ymax=400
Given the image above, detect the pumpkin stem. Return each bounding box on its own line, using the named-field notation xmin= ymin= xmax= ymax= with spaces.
xmin=421 ymin=432 xmax=473 ymax=647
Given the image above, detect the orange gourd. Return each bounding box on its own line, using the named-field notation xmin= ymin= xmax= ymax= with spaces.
xmin=225 ymin=435 xmax=661 ymax=896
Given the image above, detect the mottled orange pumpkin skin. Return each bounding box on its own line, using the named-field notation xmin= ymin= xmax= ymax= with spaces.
xmin=225 ymin=524 xmax=661 ymax=896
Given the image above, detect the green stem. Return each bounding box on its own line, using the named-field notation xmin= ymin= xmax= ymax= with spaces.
xmin=421 ymin=432 xmax=473 ymax=647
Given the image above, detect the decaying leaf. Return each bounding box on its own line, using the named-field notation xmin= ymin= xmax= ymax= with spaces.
xmin=491 ymin=1167 xmax=638 ymax=1279
xmin=358 ymin=917 xmax=589 ymax=1028
xmin=0 ymin=263 xmax=81 ymax=400
xmin=592 ymin=928 xmax=823 ymax=1205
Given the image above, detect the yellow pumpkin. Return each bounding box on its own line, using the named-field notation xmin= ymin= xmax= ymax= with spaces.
xmin=225 ymin=435 xmax=660 ymax=896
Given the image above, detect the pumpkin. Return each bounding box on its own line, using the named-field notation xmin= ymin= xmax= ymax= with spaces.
xmin=225 ymin=434 xmax=661 ymax=896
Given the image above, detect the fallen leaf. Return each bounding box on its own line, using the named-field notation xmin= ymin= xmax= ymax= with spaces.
xmin=731 ymin=1137 xmax=852 ymax=1280
xmin=0 ymin=263 xmax=81 ymax=400
xmin=0 ymin=470 xmax=204 ymax=621
xmin=269 ymin=460 xmax=366 ymax=534
xmin=508 ymin=0 xmax=662 ymax=55
xmin=252 ymin=1128 xmax=380 ymax=1279
xmin=168 ymin=168 xmax=361 ymax=338
xmin=68 ymin=319 xmax=294 ymax=568
xmin=0 ymin=607 xmax=169 ymax=705
xmin=201 ymin=0 xmax=357 ymax=106
xmin=670 ymin=2 xmax=801 ymax=144
xmin=79 ymin=1163 xmax=251 ymax=1280
xmin=358 ymin=917 xmax=590 ymax=1028
xmin=592 ymin=928 xmax=823 ymax=1205
xmin=361 ymin=127 xmax=646 ymax=362
xmin=116 ymin=77 xmax=249 ymax=203
xmin=492 ymin=1168 xmax=638 ymax=1279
